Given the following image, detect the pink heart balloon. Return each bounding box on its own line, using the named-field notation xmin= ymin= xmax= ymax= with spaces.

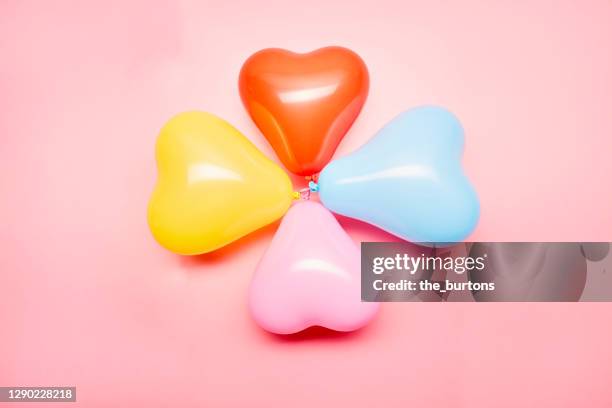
xmin=249 ymin=201 xmax=379 ymax=334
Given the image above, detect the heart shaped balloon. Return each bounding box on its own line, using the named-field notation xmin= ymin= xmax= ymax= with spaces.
xmin=318 ymin=106 xmax=480 ymax=244
xmin=147 ymin=111 xmax=293 ymax=255
xmin=249 ymin=201 xmax=379 ymax=334
xmin=239 ymin=46 xmax=369 ymax=176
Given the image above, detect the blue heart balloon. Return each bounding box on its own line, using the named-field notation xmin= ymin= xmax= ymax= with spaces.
xmin=318 ymin=106 xmax=480 ymax=244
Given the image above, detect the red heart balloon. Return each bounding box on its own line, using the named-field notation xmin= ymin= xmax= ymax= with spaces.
xmin=239 ymin=46 xmax=369 ymax=176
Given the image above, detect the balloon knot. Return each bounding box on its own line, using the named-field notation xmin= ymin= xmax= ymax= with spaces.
xmin=294 ymin=188 xmax=311 ymax=201
xmin=293 ymin=182 xmax=319 ymax=201
xmin=305 ymin=174 xmax=319 ymax=183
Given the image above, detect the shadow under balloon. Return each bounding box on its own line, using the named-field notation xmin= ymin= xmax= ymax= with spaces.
xmin=175 ymin=220 xmax=282 ymax=269
xmin=175 ymin=204 xmax=400 ymax=270
xmin=259 ymin=320 xmax=381 ymax=344
xmin=335 ymin=213 xmax=402 ymax=243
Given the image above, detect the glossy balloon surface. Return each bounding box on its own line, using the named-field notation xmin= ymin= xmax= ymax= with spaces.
xmin=239 ymin=46 xmax=369 ymax=176
xmin=319 ymin=106 xmax=480 ymax=244
xmin=249 ymin=201 xmax=379 ymax=334
xmin=148 ymin=111 xmax=293 ymax=255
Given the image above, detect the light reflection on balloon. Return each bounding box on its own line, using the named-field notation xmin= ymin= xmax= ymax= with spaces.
xmin=319 ymin=106 xmax=480 ymax=244
xmin=249 ymin=201 xmax=379 ymax=334
xmin=147 ymin=111 xmax=293 ymax=255
xmin=239 ymin=46 xmax=369 ymax=176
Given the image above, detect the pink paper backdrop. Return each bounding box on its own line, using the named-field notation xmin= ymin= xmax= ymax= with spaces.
xmin=1 ymin=1 xmax=611 ymax=407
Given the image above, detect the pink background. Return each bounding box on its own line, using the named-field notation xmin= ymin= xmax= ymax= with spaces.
xmin=1 ymin=0 xmax=612 ymax=407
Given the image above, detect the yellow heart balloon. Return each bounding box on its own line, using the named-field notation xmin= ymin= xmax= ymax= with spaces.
xmin=148 ymin=111 xmax=294 ymax=255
